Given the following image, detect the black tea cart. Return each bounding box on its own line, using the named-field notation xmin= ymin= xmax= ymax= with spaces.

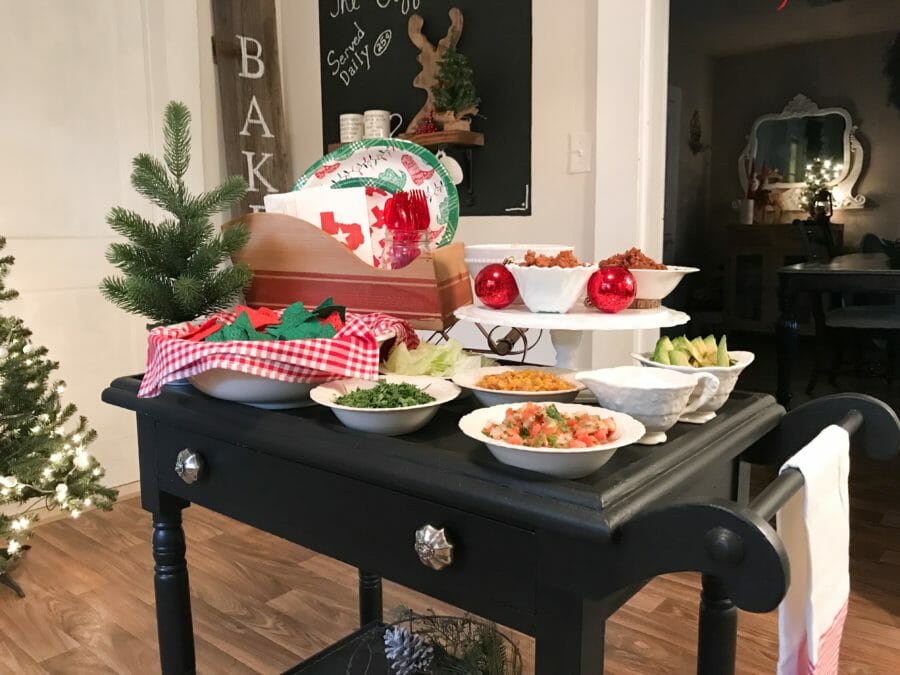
xmin=102 ymin=378 xmax=899 ymax=674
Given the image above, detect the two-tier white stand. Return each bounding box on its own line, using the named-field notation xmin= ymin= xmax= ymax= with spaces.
xmin=454 ymin=304 xmax=690 ymax=369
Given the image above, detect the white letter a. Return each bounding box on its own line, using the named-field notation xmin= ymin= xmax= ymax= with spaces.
xmin=240 ymin=96 xmax=274 ymax=137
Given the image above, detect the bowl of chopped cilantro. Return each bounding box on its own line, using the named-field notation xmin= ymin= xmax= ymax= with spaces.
xmin=310 ymin=375 xmax=461 ymax=436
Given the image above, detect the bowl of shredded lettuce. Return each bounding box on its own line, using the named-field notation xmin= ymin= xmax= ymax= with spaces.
xmin=382 ymin=339 xmax=495 ymax=378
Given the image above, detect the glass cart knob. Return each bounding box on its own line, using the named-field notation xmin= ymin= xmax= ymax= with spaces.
xmin=414 ymin=524 xmax=454 ymax=570
xmin=174 ymin=449 xmax=204 ymax=484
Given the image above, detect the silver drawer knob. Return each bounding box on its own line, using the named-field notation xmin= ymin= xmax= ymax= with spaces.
xmin=415 ymin=524 xmax=453 ymax=570
xmin=174 ymin=449 xmax=204 ymax=484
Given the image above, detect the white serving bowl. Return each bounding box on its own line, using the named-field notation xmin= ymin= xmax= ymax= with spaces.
xmin=506 ymin=263 xmax=598 ymax=313
xmin=630 ymin=350 xmax=755 ymax=422
xmin=189 ymin=369 xmax=317 ymax=409
xmin=310 ymin=375 xmax=460 ymax=436
xmin=627 ymin=266 xmax=699 ymax=304
xmin=451 ymin=366 xmax=585 ymax=407
xmin=575 ymin=366 xmax=719 ymax=445
xmin=458 ymin=402 xmax=645 ymax=479
xmin=464 ymin=244 xmax=572 ymax=282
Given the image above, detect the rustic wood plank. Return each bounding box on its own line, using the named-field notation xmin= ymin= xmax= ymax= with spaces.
xmin=212 ymin=0 xmax=292 ymax=215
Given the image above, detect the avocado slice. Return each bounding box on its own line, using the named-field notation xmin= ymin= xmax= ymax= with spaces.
xmin=716 ymin=335 xmax=730 ymax=367
xmin=685 ymin=338 xmax=705 ymax=364
xmin=652 ymin=338 xmax=672 ymax=364
xmin=670 ymin=349 xmax=691 ymax=366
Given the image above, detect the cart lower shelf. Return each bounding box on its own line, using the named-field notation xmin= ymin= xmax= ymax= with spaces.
xmin=284 ymin=623 xmax=389 ymax=674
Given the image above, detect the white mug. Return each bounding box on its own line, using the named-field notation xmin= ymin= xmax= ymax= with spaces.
xmin=364 ymin=110 xmax=403 ymax=138
xmin=339 ymin=113 xmax=364 ymax=143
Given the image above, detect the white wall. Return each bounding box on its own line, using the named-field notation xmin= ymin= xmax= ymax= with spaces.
xmin=0 ymin=0 xmax=207 ymax=488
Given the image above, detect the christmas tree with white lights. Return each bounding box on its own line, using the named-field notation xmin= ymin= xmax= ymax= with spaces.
xmin=0 ymin=237 xmax=116 ymax=595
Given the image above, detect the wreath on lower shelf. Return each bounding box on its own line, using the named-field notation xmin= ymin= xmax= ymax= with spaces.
xmin=348 ymin=607 xmax=523 ymax=675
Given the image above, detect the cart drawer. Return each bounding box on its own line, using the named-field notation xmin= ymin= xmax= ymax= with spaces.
xmin=148 ymin=423 xmax=537 ymax=619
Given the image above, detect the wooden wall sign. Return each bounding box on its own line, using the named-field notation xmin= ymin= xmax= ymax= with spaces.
xmin=212 ymin=0 xmax=292 ymax=215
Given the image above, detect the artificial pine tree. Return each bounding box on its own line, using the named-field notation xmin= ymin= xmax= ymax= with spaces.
xmin=431 ymin=37 xmax=480 ymax=128
xmin=101 ymin=101 xmax=252 ymax=327
xmin=0 ymin=237 xmax=116 ymax=595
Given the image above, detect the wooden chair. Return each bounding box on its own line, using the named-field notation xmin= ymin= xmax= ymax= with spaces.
xmin=794 ymin=220 xmax=900 ymax=394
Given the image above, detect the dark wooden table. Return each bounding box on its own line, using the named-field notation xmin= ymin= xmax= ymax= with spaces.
xmin=105 ymin=377 xmax=842 ymax=674
xmin=776 ymin=253 xmax=900 ymax=408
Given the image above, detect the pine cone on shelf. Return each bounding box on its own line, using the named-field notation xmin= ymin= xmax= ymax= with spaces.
xmin=383 ymin=625 xmax=434 ymax=675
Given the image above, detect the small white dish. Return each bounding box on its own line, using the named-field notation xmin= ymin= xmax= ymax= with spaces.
xmin=464 ymin=244 xmax=571 ymax=282
xmin=451 ymin=366 xmax=585 ymax=407
xmin=506 ymin=263 xmax=598 ymax=314
xmin=631 ymin=350 xmax=755 ymax=422
xmin=310 ymin=375 xmax=460 ymax=436
xmin=627 ymin=266 xmax=699 ymax=305
xmin=575 ymin=366 xmax=719 ymax=445
xmin=458 ymin=402 xmax=645 ymax=479
xmin=189 ymin=370 xmax=316 ymax=409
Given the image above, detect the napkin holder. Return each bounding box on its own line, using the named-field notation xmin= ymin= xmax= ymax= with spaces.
xmin=223 ymin=212 xmax=471 ymax=330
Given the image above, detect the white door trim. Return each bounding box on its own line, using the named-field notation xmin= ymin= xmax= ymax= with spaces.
xmin=592 ymin=0 xmax=671 ymax=365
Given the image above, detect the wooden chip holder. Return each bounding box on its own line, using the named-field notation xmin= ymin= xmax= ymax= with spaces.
xmin=223 ymin=212 xmax=472 ymax=330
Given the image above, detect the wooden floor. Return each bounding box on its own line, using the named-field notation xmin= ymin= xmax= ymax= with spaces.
xmin=1 ymin=334 xmax=898 ymax=674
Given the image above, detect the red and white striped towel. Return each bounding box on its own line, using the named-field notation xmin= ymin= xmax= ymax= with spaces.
xmin=776 ymin=424 xmax=851 ymax=675
xmin=138 ymin=310 xmax=418 ymax=398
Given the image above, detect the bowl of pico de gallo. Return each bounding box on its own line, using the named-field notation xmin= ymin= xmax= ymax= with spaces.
xmin=458 ymin=401 xmax=645 ymax=478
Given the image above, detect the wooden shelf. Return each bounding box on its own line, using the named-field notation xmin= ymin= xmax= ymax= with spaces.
xmin=327 ymin=130 xmax=484 ymax=153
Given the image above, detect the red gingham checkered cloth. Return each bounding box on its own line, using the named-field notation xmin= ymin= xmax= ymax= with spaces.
xmin=138 ymin=311 xmax=419 ymax=397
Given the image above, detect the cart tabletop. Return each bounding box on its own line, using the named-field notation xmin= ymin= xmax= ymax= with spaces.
xmin=103 ymin=377 xmax=783 ymax=541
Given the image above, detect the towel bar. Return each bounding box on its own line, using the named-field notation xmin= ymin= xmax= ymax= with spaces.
xmin=695 ymin=398 xmax=897 ymax=675
xmin=749 ymin=409 xmax=863 ymax=522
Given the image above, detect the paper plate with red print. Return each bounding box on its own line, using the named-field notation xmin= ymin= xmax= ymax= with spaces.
xmin=293 ymin=138 xmax=459 ymax=248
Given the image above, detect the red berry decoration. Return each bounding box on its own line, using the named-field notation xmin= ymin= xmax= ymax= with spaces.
xmin=475 ymin=263 xmax=519 ymax=309
xmin=415 ymin=113 xmax=439 ymax=135
xmin=587 ymin=266 xmax=636 ymax=313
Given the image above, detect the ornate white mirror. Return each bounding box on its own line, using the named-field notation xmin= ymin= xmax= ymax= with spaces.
xmin=738 ymin=94 xmax=866 ymax=210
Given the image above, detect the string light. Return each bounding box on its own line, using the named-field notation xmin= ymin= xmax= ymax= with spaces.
xmin=56 ymin=384 xmax=65 ymax=394
xmin=83 ymin=498 xmax=92 ymax=507
xmin=49 ymin=452 xmax=63 ymax=463
xmin=6 ymin=540 xmax=20 ymax=555
xmin=22 ymin=344 xmax=32 ymax=354
xmin=70 ymin=509 xmax=80 ymax=519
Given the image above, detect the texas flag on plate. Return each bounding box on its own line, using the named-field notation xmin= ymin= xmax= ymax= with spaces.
xmin=264 ymin=187 xmax=376 ymax=266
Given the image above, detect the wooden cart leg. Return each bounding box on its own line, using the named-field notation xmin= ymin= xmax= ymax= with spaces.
xmin=152 ymin=493 xmax=195 ymax=675
xmin=358 ymin=569 xmax=383 ymax=626
xmin=697 ymin=574 xmax=736 ymax=675
xmin=535 ymin=587 xmax=606 ymax=674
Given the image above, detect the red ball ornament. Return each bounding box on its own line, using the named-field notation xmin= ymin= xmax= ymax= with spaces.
xmin=587 ymin=266 xmax=636 ymax=313
xmin=475 ymin=263 xmax=519 ymax=309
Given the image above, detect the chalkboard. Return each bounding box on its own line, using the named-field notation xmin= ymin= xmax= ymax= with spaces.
xmin=318 ymin=0 xmax=532 ymax=216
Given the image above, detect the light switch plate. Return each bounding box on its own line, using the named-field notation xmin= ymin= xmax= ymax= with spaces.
xmin=568 ymin=132 xmax=592 ymax=173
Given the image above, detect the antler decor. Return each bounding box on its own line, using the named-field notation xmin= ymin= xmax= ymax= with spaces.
xmin=405 ymin=8 xmax=464 ymax=133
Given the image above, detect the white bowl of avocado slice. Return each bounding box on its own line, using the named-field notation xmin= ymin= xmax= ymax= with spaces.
xmin=631 ymin=335 xmax=754 ymax=422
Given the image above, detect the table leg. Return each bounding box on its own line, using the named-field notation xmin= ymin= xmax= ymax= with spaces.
xmin=535 ymin=587 xmax=606 ymax=674
xmin=358 ymin=569 xmax=383 ymax=626
xmin=807 ymin=292 xmax=828 ymax=394
xmin=152 ymin=494 xmax=195 ymax=675
xmin=697 ymin=574 xmax=737 ymax=675
xmin=776 ymin=277 xmax=799 ymax=409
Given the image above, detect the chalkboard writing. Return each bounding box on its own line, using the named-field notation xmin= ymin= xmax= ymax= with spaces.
xmin=318 ymin=0 xmax=532 ymax=216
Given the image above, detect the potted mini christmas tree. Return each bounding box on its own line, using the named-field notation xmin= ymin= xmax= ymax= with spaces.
xmin=431 ymin=39 xmax=480 ymax=131
xmin=0 ymin=237 xmax=116 ymax=596
xmin=101 ymin=101 xmax=252 ymax=328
